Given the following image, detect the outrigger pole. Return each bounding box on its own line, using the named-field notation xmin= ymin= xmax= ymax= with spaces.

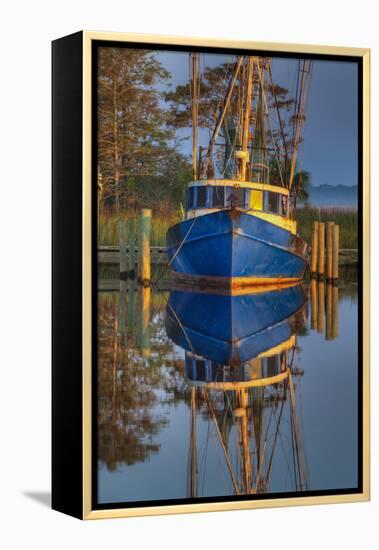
xmin=289 ymin=60 xmax=313 ymax=191
xmin=200 ymin=57 xmax=244 ymax=179
xmin=190 ymin=53 xmax=200 ymax=180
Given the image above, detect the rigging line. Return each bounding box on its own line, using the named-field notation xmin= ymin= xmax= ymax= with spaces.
xmin=289 ymin=372 xmax=309 ymax=490
xmin=289 ymin=60 xmax=312 ymax=190
xmin=288 ymin=369 xmax=307 ymax=490
xmin=268 ymin=61 xmax=290 ymax=184
xmin=152 ymin=214 xmax=197 ymax=289
xmin=202 ymin=389 xmax=241 ymax=495
xmin=272 ymin=404 xmax=297 ymax=488
xmin=203 ymin=59 xmax=233 ymax=172
xmin=224 ymin=390 xmax=246 ymax=470
xmin=288 ymin=376 xmax=299 ymax=490
xmin=293 ymin=374 xmax=310 ymax=488
xmin=265 ymin=379 xmax=289 ymax=485
xmin=256 ymin=380 xmax=279 ymax=487
xmin=167 ymin=216 xmax=197 ymax=267
xmin=166 ymin=301 xmax=196 ymax=354
xmin=254 ymin=386 xmax=278 ymax=491
xmin=200 ymin=415 xmax=211 ymax=496
xmin=256 ymin=62 xmax=285 ymax=188
xmin=201 ymin=57 xmax=244 ymax=179
xmin=291 ymin=59 xmax=301 ymax=154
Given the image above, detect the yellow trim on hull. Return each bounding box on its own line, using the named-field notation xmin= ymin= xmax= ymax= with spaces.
xmin=188 ymin=179 xmax=290 ymax=196
xmin=187 ymin=368 xmax=291 ymax=391
xmin=251 ymin=210 xmax=297 ymax=233
xmin=258 ymin=335 xmax=296 ymax=358
xmin=187 ymin=206 xmax=297 ymax=233
xmin=174 ymin=272 xmax=302 ymax=292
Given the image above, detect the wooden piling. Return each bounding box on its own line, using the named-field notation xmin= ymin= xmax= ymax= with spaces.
xmin=317 ymin=280 xmax=325 ymax=334
xmin=118 ymin=279 xmax=127 ymax=344
xmin=332 ymin=224 xmax=340 ymax=282
xmin=137 ymin=286 xmax=151 ymax=358
xmin=326 ymin=222 xmax=334 ymax=281
xmin=310 ymin=278 xmax=318 ymax=330
xmin=326 ymin=283 xmax=333 ymax=340
xmin=127 ymin=280 xmax=136 ymax=340
xmin=137 ymin=209 xmax=152 ymax=286
xmin=332 ymin=285 xmax=339 ymax=339
xmin=118 ymin=218 xmax=127 ymax=278
xmin=318 ymin=222 xmax=325 ymax=278
xmin=128 ymin=218 xmax=136 ymax=278
xmin=311 ymin=222 xmax=319 ymax=277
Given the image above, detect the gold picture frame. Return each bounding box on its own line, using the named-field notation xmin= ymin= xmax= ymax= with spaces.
xmin=52 ymin=31 xmax=370 ymax=520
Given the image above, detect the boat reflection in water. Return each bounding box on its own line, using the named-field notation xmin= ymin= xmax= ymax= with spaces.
xmin=165 ymin=283 xmax=309 ymax=497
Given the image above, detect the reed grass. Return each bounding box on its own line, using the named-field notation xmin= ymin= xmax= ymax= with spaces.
xmin=296 ymin=207 xmax=358 ymax=249
xmin=98 ymin=207 xmax=358 ymax=249
xmin=98 ymin=212 xmax=181 ymax=247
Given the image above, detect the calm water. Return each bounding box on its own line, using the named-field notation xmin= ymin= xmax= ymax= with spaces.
xmin=97 ymin=279 xmax=358 ymax=504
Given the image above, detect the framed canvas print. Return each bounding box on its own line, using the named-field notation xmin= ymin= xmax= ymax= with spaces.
xmin=52 ymin=31 xmax=370 ymax=520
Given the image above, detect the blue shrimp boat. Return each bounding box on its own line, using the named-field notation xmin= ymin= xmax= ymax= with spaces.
xmin=166 ymin=180 xmax=308 ymax=288
xmin=166 ymin=55 xmax=311 ymax=289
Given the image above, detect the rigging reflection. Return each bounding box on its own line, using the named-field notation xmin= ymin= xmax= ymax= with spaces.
xmin=165 ymin=283 xmax=309 ymax=497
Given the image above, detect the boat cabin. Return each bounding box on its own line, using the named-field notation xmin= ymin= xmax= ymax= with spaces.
xmin=186 ymin=180 xmax=289 ymax=218
xmin=185 ymin=334 xmax=295 ymax=388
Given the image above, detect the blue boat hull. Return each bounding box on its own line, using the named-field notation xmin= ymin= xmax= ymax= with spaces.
xmin=165 ymin=285 xmax=308 ymax=365
xmin=166 ymin=210 xmax=308 ymax=285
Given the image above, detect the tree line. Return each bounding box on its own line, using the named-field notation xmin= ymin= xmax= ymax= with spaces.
xmin=97 ymin=48 xmax=310 ymax=217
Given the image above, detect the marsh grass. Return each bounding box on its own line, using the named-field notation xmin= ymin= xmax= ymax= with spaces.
xmin=98 ymin=212 xmax=181 ymax=247
xmin=296 ymin=207 xmax=358 ymax=249
xmin=98 ymin=207 xmax=358 ymax=249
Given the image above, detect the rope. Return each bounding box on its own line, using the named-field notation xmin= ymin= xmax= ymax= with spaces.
xmin=167 ymin=216 xmax=197 ymax=267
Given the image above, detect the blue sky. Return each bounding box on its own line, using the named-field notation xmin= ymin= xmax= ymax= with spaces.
xmin=156 ymin=51 xmax=358 ymax=187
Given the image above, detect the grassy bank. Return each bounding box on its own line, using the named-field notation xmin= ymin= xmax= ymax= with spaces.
xmin=98 ymin=212 xmax=181 ymax=247
xmin=296 ymin=207 xmax=358 ymax=249
xmin=98 ymin=207 xmax=358 ymax=250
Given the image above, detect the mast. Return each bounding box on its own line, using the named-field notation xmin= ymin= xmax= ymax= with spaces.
xmin=289 ymin=59 xmax=313 ymax=192
xmin=188 ymin=386 xmax=198 ymax=498
xmin=190 ymin=53 xmax=200 ymax=180
xmin=241 ymin=57 xmax=254 ymax=181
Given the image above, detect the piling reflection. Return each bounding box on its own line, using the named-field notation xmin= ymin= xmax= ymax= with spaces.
xmin=310 ymin=279 xmax=339 ymax=340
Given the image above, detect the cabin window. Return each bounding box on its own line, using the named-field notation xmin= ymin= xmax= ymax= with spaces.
xmin=187 ymin=187 xmax=195 ymax=209
xmin=211 ymin=186 xmax=225 ymax=207
xmin=266 ymin=356 xmax=279 ymax=377
xmin=196 ymin=186 xmax=207 ymax=208
xmin=226 ymin=187 xmax=245 ymax=208
xmin=249 ymin=189 xmax=263 ymax=210
xmin=195 ymin=359 xmax=207 ymax=380
xmin=264 ymin=191 xmax=280 ymax=214
xmin=280 ymin=195 xmax=288 ymax=216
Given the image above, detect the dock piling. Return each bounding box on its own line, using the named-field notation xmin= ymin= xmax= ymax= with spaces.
xmin=332 ymin=285 xmax=339 ymax=339
xmin=326 ymin=222 xmax=334 ymax=281
xmin=326 ymin=283 xmax=333 ymax=340
xmin=118 ymin=218 xmax=127 ymax=279
xmin=137 ymin=286 xmax=151 ymax=358
xmin=128 ymin=218 xmax=136 ymax=279
xmin=318 ymin=222 xmax=325 ymax=278
xmin=332 ymin=224 xmax=340 ymax=282
xmin=311 ymin=222 xmax=319 ymax=277
xmin=137 ymin=209 xmax=152 ymax=286
xmin=317 ymin=280 xmax=325 ymax=334
xmin=310 ymin=278 xmax=318 ymax=330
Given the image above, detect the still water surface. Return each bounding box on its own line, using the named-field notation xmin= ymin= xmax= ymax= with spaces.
xmin=97 ymin=280 xmax=358 ymax=504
